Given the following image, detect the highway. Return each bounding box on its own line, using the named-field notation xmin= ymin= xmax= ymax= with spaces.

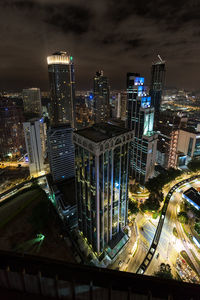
xmin=136 ymin=174 xmax=200 ymax=275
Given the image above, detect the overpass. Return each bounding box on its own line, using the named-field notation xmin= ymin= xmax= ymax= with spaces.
xmin=136 ymin=174 xmax=200 ymax=274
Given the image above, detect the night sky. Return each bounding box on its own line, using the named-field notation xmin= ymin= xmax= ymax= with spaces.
xmin=1 ymin=0 xmax=200 ymax=91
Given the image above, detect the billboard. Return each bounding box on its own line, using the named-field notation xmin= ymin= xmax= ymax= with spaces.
xmin=141 ymin=96 xmax=151 ymax=108
xmin=135 ymin=77 xmax=144 ymax=85
xmin=138 ymin=86 xmax=147 ymax=97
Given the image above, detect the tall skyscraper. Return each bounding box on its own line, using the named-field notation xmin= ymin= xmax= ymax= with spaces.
xmin=47 ymin=51 xmax=75 ymax=127
xmin=93 ymin=71 xmax=110 ymax=123
xmin=23 ymin=119 xmax=46 ymax=177
xmin=22 ymin=88 xmax=42 ymax=115
xmin=149 ymin=56 xmax=166 ymax=114
xmin=47 ymin=124 xmax=75 ymax=182
xmin=127 ymin=73 xmax=157 ymax=185
xmin=74 ymin=123 xmax=133 ymax=255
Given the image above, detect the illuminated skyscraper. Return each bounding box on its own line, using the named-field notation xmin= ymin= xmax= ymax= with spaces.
xmin=149 ymin=56 xmax=166 ymax=113
xmin=23 ymin=119 xmax=45 ymax=177
xmin=93 ymin=71 xmax=110 ymax=123
xmin=74 ymin=123 xmax=133 ymax=255
xmin=22 ymin=88 xmax=42 ymax=115
xmin=127 ymin=73 xmax=157 ymax=185
xmin=47 ymin=51 xmax=75 ymax=127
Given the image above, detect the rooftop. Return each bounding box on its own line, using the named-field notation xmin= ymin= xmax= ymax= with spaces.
xmin=183 ymin=187 xmax=200 ymax=208
xmin=75 ymin=123 xmax=130 ymax=143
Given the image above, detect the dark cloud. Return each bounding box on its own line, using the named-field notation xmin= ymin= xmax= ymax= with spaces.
xmin=44 ymin=4 xmax=93 ymax=35
xmin=0 ymin=0 xmax=200 ymax=90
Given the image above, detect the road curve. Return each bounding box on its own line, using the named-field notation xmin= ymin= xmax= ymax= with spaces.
xmin=136 ymin=174 xmax=200 ymax=275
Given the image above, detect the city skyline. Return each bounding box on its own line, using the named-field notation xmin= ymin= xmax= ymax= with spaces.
xmin=0 ymin=0 xmax=200 ymax=91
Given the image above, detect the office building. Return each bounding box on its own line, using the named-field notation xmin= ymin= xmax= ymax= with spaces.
xmin=47 ymin=124 xmax=75 ymax=182
xmin=22 ymin=88 xmax=42 ymax=115
xmin=0 ymin=97 xmax=25 ymax=158
xmin=149 ymin=56 xmax=166 ymax=114
xmin=156 ymin=112 xmax=187 ymax=169
xmin=120 ymin=91 xmax=127 ymax=121
xmin=183 ymin=187 xmax=200 ymax=211
xmin=127 ymin=73 xmax=157 ymax=185
xmin=73 ymin=123 xmax=133 ymax=255
xmin=176 ymin=128 xmax=200 ymax=168
xmin=23 ymin=119 xmax=45 ymax=177
xmin=93 ymin=71 xmax=110 ymax=123
xmin=47 ymin=51 xmax=75 ymax=127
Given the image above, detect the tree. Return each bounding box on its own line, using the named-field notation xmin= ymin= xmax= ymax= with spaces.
xmin=145 ymin=168 xmax=182 ymax=193
xmin=188 ymin=159 xmax=200 ymax=172
xmin=129 ymin=200 xmax=139 ymax=214
xmin=154 ymin=263 xmax=173 ymax=280
xmin=130 ymin=183 xmax=140 ymax=193
xmin=194 ymin=222 xmax=200 ymax=235
xmin=177 ymin=211 xmax=188 ymax=224
xmin=140 ymin=194 xmax=160 ymax=212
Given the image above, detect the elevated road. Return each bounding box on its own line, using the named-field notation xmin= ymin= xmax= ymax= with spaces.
xmin=136 ymin=174 xmax=200 ymax=275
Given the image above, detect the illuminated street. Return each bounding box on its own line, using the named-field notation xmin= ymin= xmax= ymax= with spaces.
xmin=146 ymin=178 xmax=200 ymax=281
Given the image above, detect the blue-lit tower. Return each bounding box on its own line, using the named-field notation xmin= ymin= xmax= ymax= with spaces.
xmin=127 ymin=73 xmax=157 ymax=185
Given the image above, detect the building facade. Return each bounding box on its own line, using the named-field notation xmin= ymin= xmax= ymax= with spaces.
xmin=47 ymin=124 xmax=75 ymax=182
xmin=22 ymin=88 xmax=42 ymax=115
xmin=23 ymin=119 xmax=45 ymax=177
xmin=127 ymin=73 xmax=157 ymax=185
xmin=156 ymin=112 xmax=188 ymax=169
xmin=149 ymin=57 xmax=166 ymax=114
xmin=47 ymin=51 xmax=75 ymax=127
xmin=73 ymin=123 xmax=133 ymax=254
xmin=93 ymin=71 xmax=110 ymax=123
xmin=176 ymin=129 xmax=200 ymax=168
xmin=120 ymin=91 xmax=127 ymax=122
xmin=0 ymin=97 xmax=25 ymax=158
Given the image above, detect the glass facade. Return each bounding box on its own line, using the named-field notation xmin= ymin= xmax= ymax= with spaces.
xmin=194 ymin=138 xmax=200 ymax=157
xmin=47 ymin=52 xmax=75 ymax=127
xmin=187 ymin=137 xmax=194 ymax=157
xmin=75 ymin=132 xmax=130 ymax=253
xmin=93 ymin=71 xmax=110 ymax=123
xmin=127 ymin=73 xmax=156 ymax=185
xmin=149 ymin=61 xmax=166 ymax=113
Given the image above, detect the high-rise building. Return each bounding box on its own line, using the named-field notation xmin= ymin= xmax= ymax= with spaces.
xmin=47 ymin=51 xmax=75 ymax=127
xmin=156 ymin=111 xmax=187 ymax=169
xmin=0 ymin=97 xmax=25 ymax=158
xmin=47 ymin=124 xmax=75 ymax=182
xmin=93 ymin=71 xmax=110 ymax=123
xmin=127 ymin=73 xmax=157 ymax=185
xmin=73 ymin=123 xmax=133 ymax=255
xmin=23 ymin=119 xmax=46 ymax=177
xmin=120 ymin=91 xmax=127 ymax=122
xmin=149 ymin=56 xmax=166 ymax=114
xmin=22 ymin=88 xmax=42 ymax=115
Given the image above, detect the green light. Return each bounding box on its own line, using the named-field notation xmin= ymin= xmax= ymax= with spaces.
xmin=37 ymin=233 xmax=45 ymax=241
xmin=70 ymin=56 xmax=73 ymax=60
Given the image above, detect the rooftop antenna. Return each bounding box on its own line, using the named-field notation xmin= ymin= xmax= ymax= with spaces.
xmin=158 ymin=54 xmax=163 ymax=62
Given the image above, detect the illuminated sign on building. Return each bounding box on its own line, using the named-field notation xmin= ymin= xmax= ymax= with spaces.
xmin=47 ymin=53 xmax=72 ymax=65
xmin=138 ymin=86 xmax=147 ymax=97
xmin=141 ymin=96 xmax=151 ymax=108
xmin=135 ymin=77 xmax=144 ymax=85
